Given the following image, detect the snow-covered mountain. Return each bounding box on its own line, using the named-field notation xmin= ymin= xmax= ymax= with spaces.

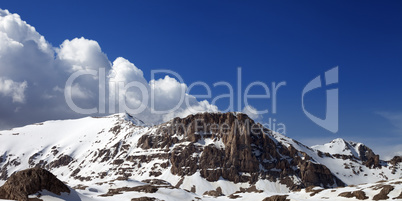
xmin=0 ymin=112 xmax=401 ymax=200
xmin=312 ymin=138 xmax=376 ymax=162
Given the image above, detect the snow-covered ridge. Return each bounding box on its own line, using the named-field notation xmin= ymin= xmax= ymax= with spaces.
xmin=312 ymin=138 xmax=364 ymax=159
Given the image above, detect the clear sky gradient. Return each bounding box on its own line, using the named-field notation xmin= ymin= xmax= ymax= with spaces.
xmin=1 ymin=1 xmax=401 ymax=158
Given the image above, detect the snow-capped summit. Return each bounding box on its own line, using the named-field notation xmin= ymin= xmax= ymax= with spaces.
xmin=312 ymin=138 xmax=359 ymax=157
xmin=312 ymin=138 xmax=377 ymax=162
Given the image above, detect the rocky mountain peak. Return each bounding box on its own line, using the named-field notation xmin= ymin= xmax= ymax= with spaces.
xmin=313 ymin=138 xmax=380 ymax=168
xmin=138 ymin=112 xmax=344 ymax=189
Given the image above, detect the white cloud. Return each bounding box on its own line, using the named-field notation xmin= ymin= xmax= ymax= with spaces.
xmin=0 ymin=9 xmax=52 ymax=55
xmin=57 ymin=37 xmax=111 ymax=72
xmin=0 ymin=8 xmax=223 ymax=128
xmin=108 ymin=57 xmax=149 ymax=116
xmin=0 ymin=9 xmax=107 ymax=128
xmin=242 ymin=105 xmax=262 ymax=120
xmin=150 ymin=75 xmax=188 ymax=111
xmin=164 ymin=100 xmax=219 ymax=122
xmin=108 ymin=57 xmax=219 ymax=124
xmin=0 ymin=77 xmax=27 ymax=103
xmin=67 ymin=83 xmax=94 ymax=99
xmin=0 ymin=31 xmax=23 ymax=54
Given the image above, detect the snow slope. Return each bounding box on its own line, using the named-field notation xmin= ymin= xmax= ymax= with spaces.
xmin=0 ymin=113 xmax=401 ymax=201
xmin=270 ymin=132 xmax=401 ymax=185
xmin=0 ymin=114 xmax=294 ymax=196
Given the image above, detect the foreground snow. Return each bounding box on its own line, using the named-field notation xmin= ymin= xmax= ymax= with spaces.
xmin=0 ymin=178 xmax=398 ymax=201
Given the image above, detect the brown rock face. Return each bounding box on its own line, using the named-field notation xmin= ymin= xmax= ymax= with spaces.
xmin=364 ymin=154 xmax=380 ymax=168
xmin=353 ymin=190 xmax=369 ymax=200
xmin=388 ymin=156 xmax=402 ymax=166
xmin=0 ymin=168 xmax=70 ymax=201
xmin=338 ymin=192 xmax=353 ymax=198
xmin=262 ymin=195 xmax=290 ymax=201
xmin=372 ymin=185 xmax=394 ymax=200
xmin=203 ymin=187 xmax=223 ymax=197
xmin=138 ymin=112 xmax=345 ymax=189
xmin=356 ymin=144 xmax=376 ymax=162
xmin=338 ymin=191 xmax=368 ymax=200
xmin=299 ymin=161 xmax=344 ymax=187
xmin=100 ymin=185 xmax=162 ymax=197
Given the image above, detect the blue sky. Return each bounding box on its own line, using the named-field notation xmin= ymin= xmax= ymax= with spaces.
xmin=1 ymin=1 xmax=402 ymax=158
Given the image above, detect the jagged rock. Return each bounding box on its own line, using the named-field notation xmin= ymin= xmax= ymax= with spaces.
xmin=203 ymin=186 xmax=224 ymax=197
xmin=228 ymin=194 xmax=241 ymax=199
xmin=353 ymin=190 xmax=368 ymax=200
xmin=304 ymin=186 xmax=323 ymax=196
xmin=389 ymin=156 xmax=402 ymax=166
xmin=299 ymin=161 xmax=344 ymax=187
xmin=141 ymin=179 xmax=171 ymax=186
xmin=216 ymin=187 xmax=223 ymax=195
xmin=73 ymin=184 xmax=88 ymax=190
xmin=364 ymin=155 xmax=380 ymax=168
xmin=338 ymin=191 xmax=368 ymax=200
xmin=0 ymin=168 xmax=70 ymax=201
xmin=372 ymin=185 xmax=394 ymax=200
xmin=356 ymin=144 xmax=376 ymax=162
xmin=101 ymin=185 xmax=160 ymax=197
xmin=203 ymin=189 xmax=223 ymax=197
xmin=48 ymin=155 xmax=73 ymax=169
xmin=338 ymin=192 xmax=353 ymax=198
xmin=232 ymin=185 xmax=264 ymax=194
xmin=137 ymin=112 xmax=345 ymax=189
xmin=262 ymin=195 xmax=290 ymax=201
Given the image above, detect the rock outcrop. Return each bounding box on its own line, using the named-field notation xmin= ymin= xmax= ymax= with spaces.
xmin=0 ymin=168 xmax=70 ymax=201
xmin=356 ymin=143 xmax=376 ymax=162
xmin=364 ymin=154 xmax=380 ymax=168
xmin=372 ymin=185 xmax=394 ymax=200
xmin=138 ymin=112 xmax=345 ymax=189
xmin=338 ymin=190 xmax=368 ymax=200
xmin=262 ymin=195 xmax=290 ymax=201
xmin=389 ymin=156 xmax=402 ymax=166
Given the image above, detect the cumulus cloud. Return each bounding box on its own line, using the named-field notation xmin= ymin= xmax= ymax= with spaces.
xmin=108 ymin=57 xmax=148 ymax=113
xmin=108 ymin=57 xmax=218 ymax=124
xmin=56 ymin=37 xmax=111 ymax=72
xmin=0 ymin=9 xmax=52 ymax=55
xmin=0 ymin=8 xmax=221 ymax=128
